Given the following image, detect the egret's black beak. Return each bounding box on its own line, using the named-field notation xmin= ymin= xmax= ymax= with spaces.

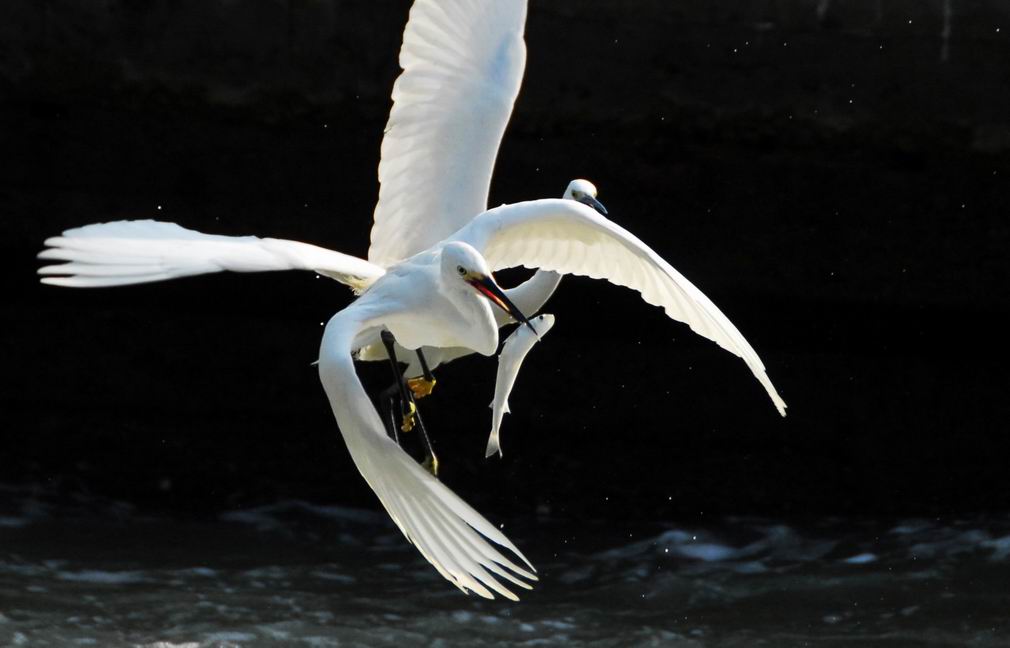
xmin=577 ymin=194 xmax=608 ymax=216
xmin=469 ymin=275 xmax=536 ymax=333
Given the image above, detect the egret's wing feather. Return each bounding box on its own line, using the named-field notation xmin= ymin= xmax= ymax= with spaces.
xmin=454 ymin=199 xmax=787 ymax=416
xmin=319 ymin=309 xmax=536 ymax=600
xmin=38 ymin=220 xmax=383 ymax=291
xmin=368 ymin=0 xmax=527 ymax=267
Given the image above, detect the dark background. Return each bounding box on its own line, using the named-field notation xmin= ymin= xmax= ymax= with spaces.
xmin=1 ymin=0 xmax=1008 ymax=522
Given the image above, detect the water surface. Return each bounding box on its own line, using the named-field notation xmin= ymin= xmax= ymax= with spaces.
xmin=2 ymin=493 xmax=1007 ymax=646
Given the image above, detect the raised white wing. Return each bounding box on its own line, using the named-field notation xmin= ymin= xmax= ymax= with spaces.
xmin=368 ymin=0 xmax=527 ymax=268
xmin=318 ymin=301 xmax=537 ymax=600
xmin=38 ymin=220 xmax=384 ymax=291
xmin=452 ymin=199 xmax=788 ymax=416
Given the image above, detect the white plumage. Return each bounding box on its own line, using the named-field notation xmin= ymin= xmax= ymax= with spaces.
xmin=37 ymin=0 xmax=787 ymax=600
xmin=319 ymin=295 xmax=536 ymax=601
xmin=369 ymin=0 xmax=527 ymax=267
xmin=454 ymin=200 xmax=788 ymax=416
xmin=38 ymin=220 xmax=383 ymax=291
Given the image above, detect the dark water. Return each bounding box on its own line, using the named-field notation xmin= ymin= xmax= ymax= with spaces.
xmin=1 ymin=488 xmax=1008 ymax=647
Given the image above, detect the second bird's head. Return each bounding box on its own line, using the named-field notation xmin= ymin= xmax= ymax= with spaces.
xmin=441 ymin=242 xmax=534 ymax=332
xmin=565 ymin=178 xmax=607 ymax=216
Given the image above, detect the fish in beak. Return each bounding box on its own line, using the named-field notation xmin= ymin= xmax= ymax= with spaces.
xmin=468 ymin=274 xmax=537 ymax=333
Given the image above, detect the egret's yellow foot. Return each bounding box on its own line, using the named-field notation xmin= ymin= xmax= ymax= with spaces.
xmin=407 ymin=376 xmax=437 ymax=399
xmin=422 ymin=452 xmax=439 ymax=477
xmin=400 ymin=400 xmax=417 ymax=433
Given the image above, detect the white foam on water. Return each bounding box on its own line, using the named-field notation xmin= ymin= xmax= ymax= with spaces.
xmin=843 ymin=552 xmax=878 ymax=564
xmin=203 ymin=631 xmax=257 ymax=642
xmin=56 ymin=569 xmax=149 ymax=584
xmin=219 ymin=499 xmax=386 ymax=532
xmin=890 ymin=520 xmax=933 ymax=535
xmin=311 ymin=570 xmax=355 ymax=583
xmin=675 ymin=543 xmax=739 ymax=562
xmin=982 ymin=534 xmax=1010 ymax=560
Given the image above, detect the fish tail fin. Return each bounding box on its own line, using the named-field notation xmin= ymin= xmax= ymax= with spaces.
xmin=485 ymin=432 xmax=502 ymax=459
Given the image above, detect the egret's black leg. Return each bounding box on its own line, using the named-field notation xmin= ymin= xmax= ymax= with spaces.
xmin=382 ymin=386 xmax=438 ymax=475
xmin=409 ymin=349 xmax=439 ymax=473
xmin=412 ymin=407 xmax=439 ymax=477
xmin=378 ymin=331 xmax=439 ymax=476
xmin=379 ymin=382 xmax=401 ymax=444
xmin=407 ymin=349 xmax=437 ymax=399
xmin=417 ymin=349 xmax=434 ymax=382
xmin=380 ymin=330 xmax=417 ymax=432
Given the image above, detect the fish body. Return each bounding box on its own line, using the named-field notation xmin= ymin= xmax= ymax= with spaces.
xmin=486 ymin=313 xmax=556 ymax=458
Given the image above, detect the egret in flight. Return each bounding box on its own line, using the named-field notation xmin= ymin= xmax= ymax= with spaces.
xmin=37 ymin=0 xmax=786 ymax=600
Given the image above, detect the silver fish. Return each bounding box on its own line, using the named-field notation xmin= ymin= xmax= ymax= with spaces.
xmin=486 ymin=313 xmax=556 ymax=458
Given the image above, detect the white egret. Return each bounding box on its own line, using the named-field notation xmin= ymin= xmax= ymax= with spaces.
xmin=315 ymin=195 xmax=787 ymax=600
xmin=356 ymin=178 xmax=600 ymax=388
xmin=36 ymin=0 xmax=787 ymax=599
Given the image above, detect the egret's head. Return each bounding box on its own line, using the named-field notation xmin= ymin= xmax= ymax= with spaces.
xmin=441 ymin=242 xmax=534 ymax=332
xmin=564 ymin=178 xmax=607 ymax=216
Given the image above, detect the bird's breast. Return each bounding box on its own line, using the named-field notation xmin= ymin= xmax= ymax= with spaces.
xmin=379 ymin=287 xmax=499 ymax=357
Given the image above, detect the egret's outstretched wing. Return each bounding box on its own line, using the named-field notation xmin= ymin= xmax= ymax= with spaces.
xmin=368 ymin=0 xmax=527 ymax=268
xmin=452 ymin=199 xmax=788 ymax=416
xmin=38 ymin=220 xmax=384 ymax=291
xmin=319 ymin=305 xmax=537 ymax=600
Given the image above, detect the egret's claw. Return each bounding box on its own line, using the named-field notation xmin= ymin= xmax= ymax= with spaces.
xmin=407 ymin=376 xmax=437 ymax=399
xmin=400 ymin=400 xmax=417 ymax=433
xmin=422 ymin=451 xmax=439 ymax=477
